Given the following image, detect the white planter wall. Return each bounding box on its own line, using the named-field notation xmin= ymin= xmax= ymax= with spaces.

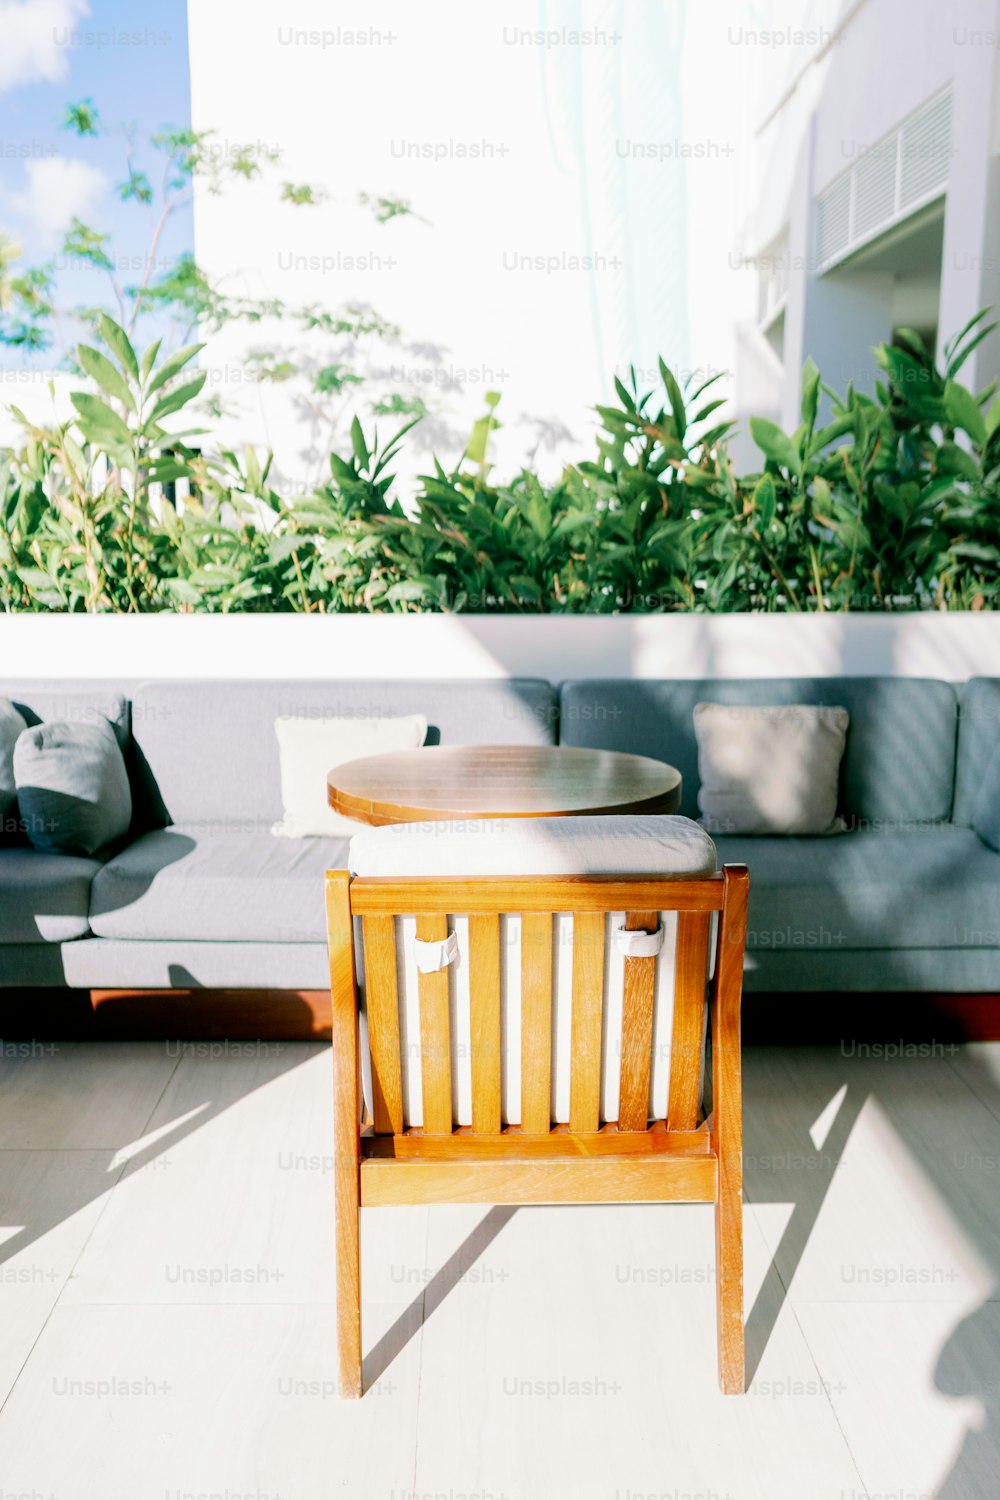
xmin=1 ymin=613 xmax=998 ymax=683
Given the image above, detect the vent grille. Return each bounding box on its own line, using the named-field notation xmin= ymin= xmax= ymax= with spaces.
xmin=816 ymin=177 xmax=850 ymax=266
xmin=815 ymin=89 xmax=951 ymax=270
xmin=901 ymin=91 xmax=952 ymax=207
xmin=853 ymin=138 xmax=898 ymax=239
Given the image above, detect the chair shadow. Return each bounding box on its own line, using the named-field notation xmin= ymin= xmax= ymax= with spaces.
xmin=363 ymin=1206 xmax=517 ymax=1390
xmin=364 ymin=1058 xmax=870 ymax=1393
xmin=740 ymin=1056 xmax=869 ymax=1386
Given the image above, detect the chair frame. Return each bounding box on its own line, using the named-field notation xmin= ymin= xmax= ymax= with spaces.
xmin=326 ymin=863 xmax=749 ymax=1398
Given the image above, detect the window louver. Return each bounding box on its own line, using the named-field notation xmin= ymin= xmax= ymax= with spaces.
xmin=815 ymin=89 xmax=951 ymax=271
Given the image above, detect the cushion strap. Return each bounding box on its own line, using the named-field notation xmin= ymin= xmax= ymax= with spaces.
xmin=414 ymin=930 xmax=460 ymax=973
xmin=613 ymin=924 xmax=664 ymax=958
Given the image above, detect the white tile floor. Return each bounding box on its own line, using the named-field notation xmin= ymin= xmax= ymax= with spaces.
xmin=1 ymin=1037 xmax=999 ymax=1499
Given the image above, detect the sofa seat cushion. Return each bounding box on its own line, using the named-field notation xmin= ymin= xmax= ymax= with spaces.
xmin=89 ymin=827 xmax=350 ymax=942
xmin=0 ymin=848 xmax=102 ymax=942
xmin=713 ymin=827 xmax=1000 ymax=951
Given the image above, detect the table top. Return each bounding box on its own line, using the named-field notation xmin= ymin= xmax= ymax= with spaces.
xmin=327 ymin=744 xmax=682 ymax=825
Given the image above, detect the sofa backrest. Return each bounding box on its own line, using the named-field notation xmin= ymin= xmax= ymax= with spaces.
xmin=558 ymin=677 xmax=959 ymax=828
xmin=953 ymin=677 xmax=1000 ymax=827
xmin=0 ymin=682 xmax=130 ymax=747
xmin=129 ymin=678 xmax=558 ymax=828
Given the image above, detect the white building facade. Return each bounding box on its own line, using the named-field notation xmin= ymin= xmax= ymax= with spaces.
xmin=736 ymin=0 xmax=1000 ymax=435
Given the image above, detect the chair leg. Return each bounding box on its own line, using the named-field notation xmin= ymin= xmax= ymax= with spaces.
xmin=712 ymin=864 xmax=748 ymax=1394
xmin=336 ymin=1160 xmax=362 ymax=1398
xmin=327 ymin=870 xmax=363 ymax=1398
xmin=715 ymin=1161 xmax=744 ymax=1394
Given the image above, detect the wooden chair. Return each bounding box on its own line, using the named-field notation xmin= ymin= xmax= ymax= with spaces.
xmin=325 ymin=852 xmax=749 ymax=1398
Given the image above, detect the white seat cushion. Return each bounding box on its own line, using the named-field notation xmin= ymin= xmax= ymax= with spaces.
xmin=349 ymin=816 xmax=717 ymax=1128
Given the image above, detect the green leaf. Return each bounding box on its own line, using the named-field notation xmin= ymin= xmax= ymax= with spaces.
xmin=690 ymin=397 xmax=727 ymax=427
xmin=935 ymin=442 xmax=980 ymax=481
xmin=350 ymin=416 xmax=370 ymax=470
xmin=658 ymin=359 xmax=687 ymax=442
xmin=945 ymin=320 xmax=997 ymax=378
xmin=70 ymin=393 xmax=133 ymax=447
xmin=985 ymin=393 xmax=1000 ymax=441
xmin=750 ymin=416 xmax=802 ymax=477
xmin=146 ymin=459 xmax=191 ymax=484
xmin=613 ymin=376 xmax=636 ymax=412
xmin=62 ymin=99 xmax=100 ymax=136
xmin=386 ymin=580 xmax=430 ymax=603
xmin=163 ymin=578 xmax=203 ymax=606
xmin=752 ymin=472 xmax=777 ymax=530
xmin=97 ymin=314 xmax=139 ymax=383
xmin=77 ymin=344 xmax=135 ymax=410
xmin=800 ymin=358 xmax=820 ymax=433
xmin=140 ymin=338 xmax=163 ymax=382
xmin=875 ymin=480 xmax=919 ymax=523
xmin=944 ymin=379 xmax=987 ymax=446
xmin=465 ymin=416 xmax=492 ymax=466
xmin=808 ymin=413 xmax=855 ymax=456
xmin=146 ymin=372 xmax=208 ymax=426
xmin=144 ymin=342 xmax=203 ymax=397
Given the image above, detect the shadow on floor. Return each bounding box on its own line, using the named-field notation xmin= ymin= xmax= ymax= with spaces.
xmin=739 ymin=1042 xmax=1000 ymax=1498
xmin=4 ymin=1032 xmax=1000 ymax=1498
xmin=0 ymin=1030 xmax=321 ymax=1275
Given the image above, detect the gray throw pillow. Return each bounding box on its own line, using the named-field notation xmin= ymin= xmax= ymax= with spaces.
xmin=0 ymin=697 xmax=28 ymax=824
xmin=14 ymin=718 xmax=132 ymax=856
xmin=972 ymin=745 xmax=1000 ymax=853
xmin=694 ymin=701 xmax=849 ymax=835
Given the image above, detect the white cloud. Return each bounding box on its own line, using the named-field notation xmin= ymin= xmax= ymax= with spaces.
xmin=9 ymin=156 xmax=107 ymax=242
xmin=0 ymin=0 xmax=89 ymax=93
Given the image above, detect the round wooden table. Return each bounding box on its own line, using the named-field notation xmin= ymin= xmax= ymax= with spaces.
xmin=327 ymin=744 xmax=681 ymax=825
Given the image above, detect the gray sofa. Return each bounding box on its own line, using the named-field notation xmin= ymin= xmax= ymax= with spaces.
xmin=560 ymin=676 xmax=1000 ymax=993
xmin=1 ymin=674 xmax=998 ymax=997
xmin=0 ymin=679 xmax=556 ymax=993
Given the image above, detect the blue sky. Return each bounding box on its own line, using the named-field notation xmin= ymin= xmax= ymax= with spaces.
xmin=0 ymin=0 xmax=193 ymax=365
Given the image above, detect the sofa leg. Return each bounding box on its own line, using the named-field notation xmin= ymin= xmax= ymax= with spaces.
xmin=336 ymin=1165 xmax=362 ymax=1398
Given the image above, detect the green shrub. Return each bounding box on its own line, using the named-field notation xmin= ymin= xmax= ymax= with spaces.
xmin=2 ymin=312 xmax=998 ymax=613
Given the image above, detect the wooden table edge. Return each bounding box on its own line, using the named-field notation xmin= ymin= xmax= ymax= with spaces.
xmin=327 ymin=783 xmax=682 ymax=825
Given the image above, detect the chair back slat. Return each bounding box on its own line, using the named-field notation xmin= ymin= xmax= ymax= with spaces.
xmin=617 ymin=910 xmax=659 ymax=1131
xmin=350 ymin=875 xmax=720 ymax=1138
xmin=569 ymin=911 xmax=606 ymax=1132
xmin=668 ymin=910 xmax=712 ymax=1131
xmin=468 ymin=914 xmax=502 ymax=1134
xmin=520 ymin=912 xmax=553 ymax=1134
xmin=361 ymin=915 xmax=404 ymax=1135
xmin=415 ymin=912 xmax=453 ymax=1134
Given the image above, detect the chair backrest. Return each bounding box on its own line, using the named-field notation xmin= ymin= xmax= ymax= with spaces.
xmin=340 ymin=816 xmax=743 ymax=1140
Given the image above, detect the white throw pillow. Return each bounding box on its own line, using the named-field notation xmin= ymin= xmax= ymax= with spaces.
xmin=272 ymin=714 xmax=427 ymax=838
xmin=694 ymin=702 xmax=849 ymax=835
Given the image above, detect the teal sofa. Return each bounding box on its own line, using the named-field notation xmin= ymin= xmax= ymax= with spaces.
xmin=1 ymin=674 xmax=997 ymax=996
